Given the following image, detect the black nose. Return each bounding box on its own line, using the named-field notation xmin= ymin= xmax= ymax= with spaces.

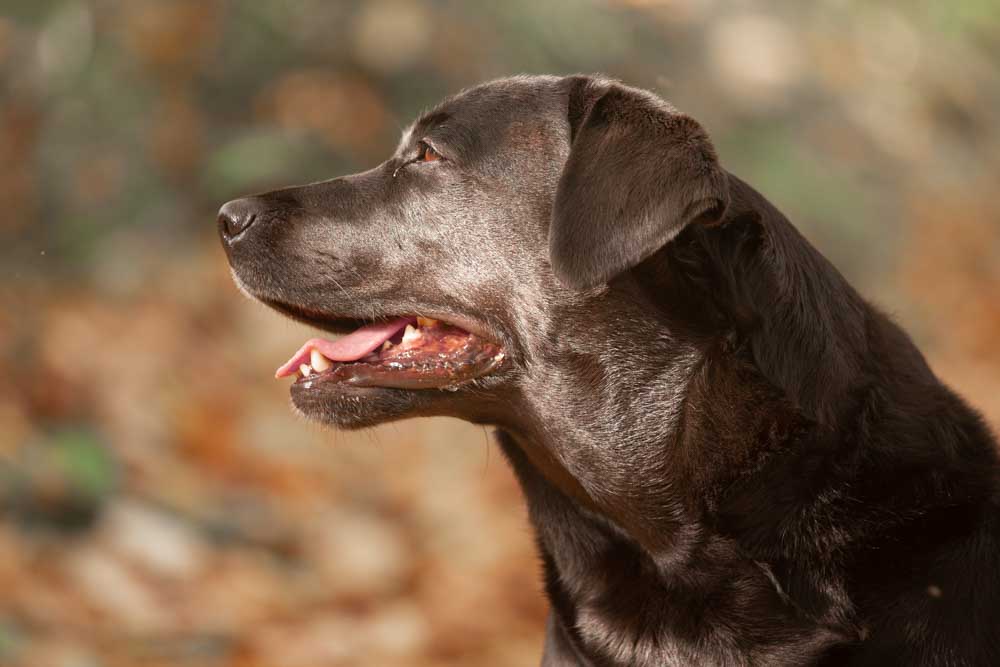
xmin=217 ymin=198 xmax=260 ymax=241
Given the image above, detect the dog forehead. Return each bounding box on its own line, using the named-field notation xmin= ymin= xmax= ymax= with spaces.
xmin=398 ymin=75 xmax=568 ymax=150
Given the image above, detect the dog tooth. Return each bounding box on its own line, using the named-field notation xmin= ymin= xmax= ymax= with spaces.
xmin=417 ymin=316 xmax=437 ymax=328
xmin=402 ymin=324 xmax=420 ymax=344
xmin=382 ymin=341 xmax=392 ymax=351
xmin=299 ymin=364 xmax=312 ymax=377
xmin=310 ymin=349 xmax=331 ymax=372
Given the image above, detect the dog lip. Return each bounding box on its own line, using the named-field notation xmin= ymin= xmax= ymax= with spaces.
xmin=293 ymin=342 xmax=506 ymax=391
xmin=260 ymin=298 xmax=508 ymax=351
xmin=260 ymin=299 xmax=367 ymax=336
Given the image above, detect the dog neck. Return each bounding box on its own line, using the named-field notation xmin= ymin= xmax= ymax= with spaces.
xmin=496 ymin=363 xmax=847 ymax=664
xmin=494 ymin=301 xmax=848 ymax=664
xmin=494 ymin=176 xmax=888 ymax=662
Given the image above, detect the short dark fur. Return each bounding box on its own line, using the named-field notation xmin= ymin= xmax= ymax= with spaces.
xmin=219 ymin=75 xmax=1000 ymax=666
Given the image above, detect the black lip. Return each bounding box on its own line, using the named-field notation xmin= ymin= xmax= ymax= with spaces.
xmin=262 ymin=299 xmax=369 ymax=336
xmin=292 ymin=339 xmax=506 ymax=390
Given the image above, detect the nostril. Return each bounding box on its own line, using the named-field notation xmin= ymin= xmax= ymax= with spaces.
xmin=217 ymin=199 xmax=260 ymax=240
xmin=226 ymin=212 xmax=256 ymax=237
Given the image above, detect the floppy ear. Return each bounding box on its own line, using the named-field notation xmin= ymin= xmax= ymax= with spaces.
xmin=550 ymin=78 xmax=730 ymax=289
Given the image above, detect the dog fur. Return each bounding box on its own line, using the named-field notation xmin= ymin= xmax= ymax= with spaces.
xmin=220 ymin=75 xmax=1000 ymax=666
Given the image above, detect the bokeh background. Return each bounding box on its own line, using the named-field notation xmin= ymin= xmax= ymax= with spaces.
xmin=1 ymin=1 xmax=999 ymax=665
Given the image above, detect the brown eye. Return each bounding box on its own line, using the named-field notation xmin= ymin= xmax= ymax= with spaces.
xmin=418 ymin=142 xmax=442 ymax=162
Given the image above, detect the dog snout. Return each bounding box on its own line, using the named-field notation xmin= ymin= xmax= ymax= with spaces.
xmin=218 ymin=197 xmax=262 ymax=242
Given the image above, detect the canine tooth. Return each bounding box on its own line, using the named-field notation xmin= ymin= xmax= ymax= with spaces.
xmin=310 ymin=349 xmax=331 ymax=372
xmin=299 ymin=364 xmax=312 ymax=377
xmin=402 ymin=324 xmax=420 ymax=344
xmin=417 ymin=316 xmax=437 ymax=328
xmin=382 ymin=341 xmax=392 ymax=351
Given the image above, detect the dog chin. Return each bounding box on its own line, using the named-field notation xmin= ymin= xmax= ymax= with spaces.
xmin=288 ymin=383 xmax=422 ymax=429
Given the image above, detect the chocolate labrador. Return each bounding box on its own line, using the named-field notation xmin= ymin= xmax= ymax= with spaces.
xmin=218 ymin=75 xmax=1000 ymax=666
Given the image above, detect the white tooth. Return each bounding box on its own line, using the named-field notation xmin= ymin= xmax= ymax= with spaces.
xmin=382 ymin=341 xmax=392 ymax=351
xmin=310 ymin=349 xmax=331 ymax=372
xmin=299 ymin=364 xmax=312 ymax=377
xmin=417 ymin=316 xmax=437 ymax=328
xmin=402 ymin=324 xmax=420 ymax=344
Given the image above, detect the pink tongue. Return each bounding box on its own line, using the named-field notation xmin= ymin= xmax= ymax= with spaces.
xmin=275 ymin=317 xmax=415 ymax=378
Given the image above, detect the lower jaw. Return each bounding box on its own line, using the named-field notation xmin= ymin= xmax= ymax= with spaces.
xmin=292 ymin=347 xmax=506 ymax=391
xmin=288 ymin=376 xmax=482 ymax=430
xmin=289 ymin=382 xmax=423 ymax=429
xmin=288 ymin=350 xmax=507 ymax=428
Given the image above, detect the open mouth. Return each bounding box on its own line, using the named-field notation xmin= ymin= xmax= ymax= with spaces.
xmin=275 ymin=316 xmax=506 ymax=391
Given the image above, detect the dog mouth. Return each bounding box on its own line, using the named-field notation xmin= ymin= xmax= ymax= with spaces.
xmin=274 ymin=315 xmax=506 ymax=391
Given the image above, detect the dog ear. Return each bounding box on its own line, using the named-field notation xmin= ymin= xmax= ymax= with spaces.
xmin=550 ymin=78 xmax=730 ymax=289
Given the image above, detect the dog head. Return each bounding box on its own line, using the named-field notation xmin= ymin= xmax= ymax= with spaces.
xmin=220 ymin=75 xmax=729 ymax=477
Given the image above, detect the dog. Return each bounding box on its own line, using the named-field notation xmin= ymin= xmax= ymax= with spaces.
xmin=219 ymin=75 xmax=1000 ymax=666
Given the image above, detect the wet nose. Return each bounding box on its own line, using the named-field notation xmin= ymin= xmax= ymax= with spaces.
xmin=217 ymin=198 xmax=261 ymax=241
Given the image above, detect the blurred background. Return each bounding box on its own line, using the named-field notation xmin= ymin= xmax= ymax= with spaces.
xmin=1 ymin=1 xmax=998 ymax=665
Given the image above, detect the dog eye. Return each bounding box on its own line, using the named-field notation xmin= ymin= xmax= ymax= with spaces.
xmin=392 ymin=142 xmax=444 ymax=178
xmin=417 ymin=141 xmax=442 ymax=162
